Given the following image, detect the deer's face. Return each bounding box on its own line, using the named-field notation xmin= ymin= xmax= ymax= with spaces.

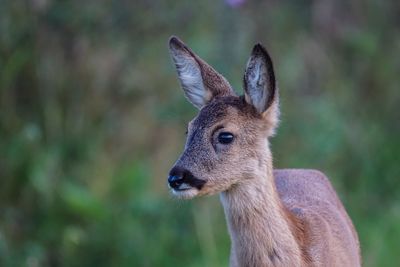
xmin=167 ymin=37 xmax=279 ymax=198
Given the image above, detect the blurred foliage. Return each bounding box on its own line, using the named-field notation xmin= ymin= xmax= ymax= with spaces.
xmin=0 ymin=0 xmax=399 ymax=266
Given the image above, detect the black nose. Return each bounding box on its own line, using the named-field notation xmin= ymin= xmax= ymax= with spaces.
xmin=168 ymin=174 xmax=184 ymax=189
xmin=168 ymin=166 xmax=187 ymax=189
xmin=168 ymin=166 xmax=206 ymax=190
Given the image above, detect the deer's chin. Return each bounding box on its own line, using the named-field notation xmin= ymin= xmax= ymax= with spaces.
xmin=171 ymin=186 xmax=199 ymax=199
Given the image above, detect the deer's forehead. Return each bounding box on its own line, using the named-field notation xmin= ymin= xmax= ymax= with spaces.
xmin=190 ymin=96 xmax=259 ymax=130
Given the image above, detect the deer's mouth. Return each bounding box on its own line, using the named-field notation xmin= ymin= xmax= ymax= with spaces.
xmin=171 ymin=185 xmax=199 ymax=199
xmin=173 ymin=182 xmax=193 ymax=191
xmin=169 ymin=178 xmax=206 ymax=193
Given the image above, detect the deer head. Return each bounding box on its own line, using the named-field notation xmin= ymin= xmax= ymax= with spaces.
xmin=167 ymin=36 xmax=279 ymax=198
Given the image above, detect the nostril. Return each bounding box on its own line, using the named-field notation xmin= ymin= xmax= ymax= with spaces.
xmin=168 ymin=175 xmax=184 ymax=188
xmin=168 ymin=175 xmax=182 ymax=183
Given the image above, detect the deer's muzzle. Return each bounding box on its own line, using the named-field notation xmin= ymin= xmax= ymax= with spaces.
xmin=168 ymin=166 xmax=206 ymax=191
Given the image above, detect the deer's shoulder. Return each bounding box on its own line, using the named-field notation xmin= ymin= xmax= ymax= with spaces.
xmin=273 ymin=169 xmax=360 ymax=266
xmin=273 ymin=169 xmax=339 ymax=206
xmin=273 ymin=168 xmax=348 ymax=221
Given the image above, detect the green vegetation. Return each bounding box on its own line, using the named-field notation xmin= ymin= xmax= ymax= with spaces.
xmin=1 ymin=1 xmax=399 ymax=266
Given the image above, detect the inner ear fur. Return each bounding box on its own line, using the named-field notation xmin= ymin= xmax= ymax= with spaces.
xmin=243 ymin=43 xmax=279 ymax=136
xmin=243 ymin=43 xmax=277 ymax=114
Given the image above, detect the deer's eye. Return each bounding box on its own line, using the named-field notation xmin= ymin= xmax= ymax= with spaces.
xmin=218 ymin=132 xmax=234 ymax=144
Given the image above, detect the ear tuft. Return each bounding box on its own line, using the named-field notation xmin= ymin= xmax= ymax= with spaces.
xmin=252 ymin=43 xmax=267 ymax=57
xmin=169 ymin=36 xmax=181 ymax=47
xmin=168 ymin=36 xmax=188 ymax=54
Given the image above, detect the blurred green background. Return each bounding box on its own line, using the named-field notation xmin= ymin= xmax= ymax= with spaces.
xmin=1 ymin=0 xmax=399 ymax=266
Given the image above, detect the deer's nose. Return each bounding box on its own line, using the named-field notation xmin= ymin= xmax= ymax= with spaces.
xmin=168 ymin=174 xmax=184 ymax=189
xmin=168 ymin=166 xmax=206 ymax=190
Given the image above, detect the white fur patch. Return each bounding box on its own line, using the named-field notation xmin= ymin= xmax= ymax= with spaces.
xmin=171 ymin=186 xmax=199 ymax=199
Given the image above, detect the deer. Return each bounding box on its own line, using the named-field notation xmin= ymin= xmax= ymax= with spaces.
xmin=167 ymin=36 xmax=361 ymax=267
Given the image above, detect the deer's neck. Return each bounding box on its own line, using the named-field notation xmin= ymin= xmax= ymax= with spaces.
xmin=220 ymin=160 xmax=305 ymax=267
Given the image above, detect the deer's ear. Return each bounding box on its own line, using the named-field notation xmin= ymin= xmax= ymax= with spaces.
xmin=169 ymin=36 xmax=234 ymax=109
xmin=244 ymin=44 xmax=279 ymax=135
xmin=244 ymin=44 xmax=277 ymax=114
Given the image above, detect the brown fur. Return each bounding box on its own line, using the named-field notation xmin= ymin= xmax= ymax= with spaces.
xmin=168 ymin=37 xmax=361 ymax=267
